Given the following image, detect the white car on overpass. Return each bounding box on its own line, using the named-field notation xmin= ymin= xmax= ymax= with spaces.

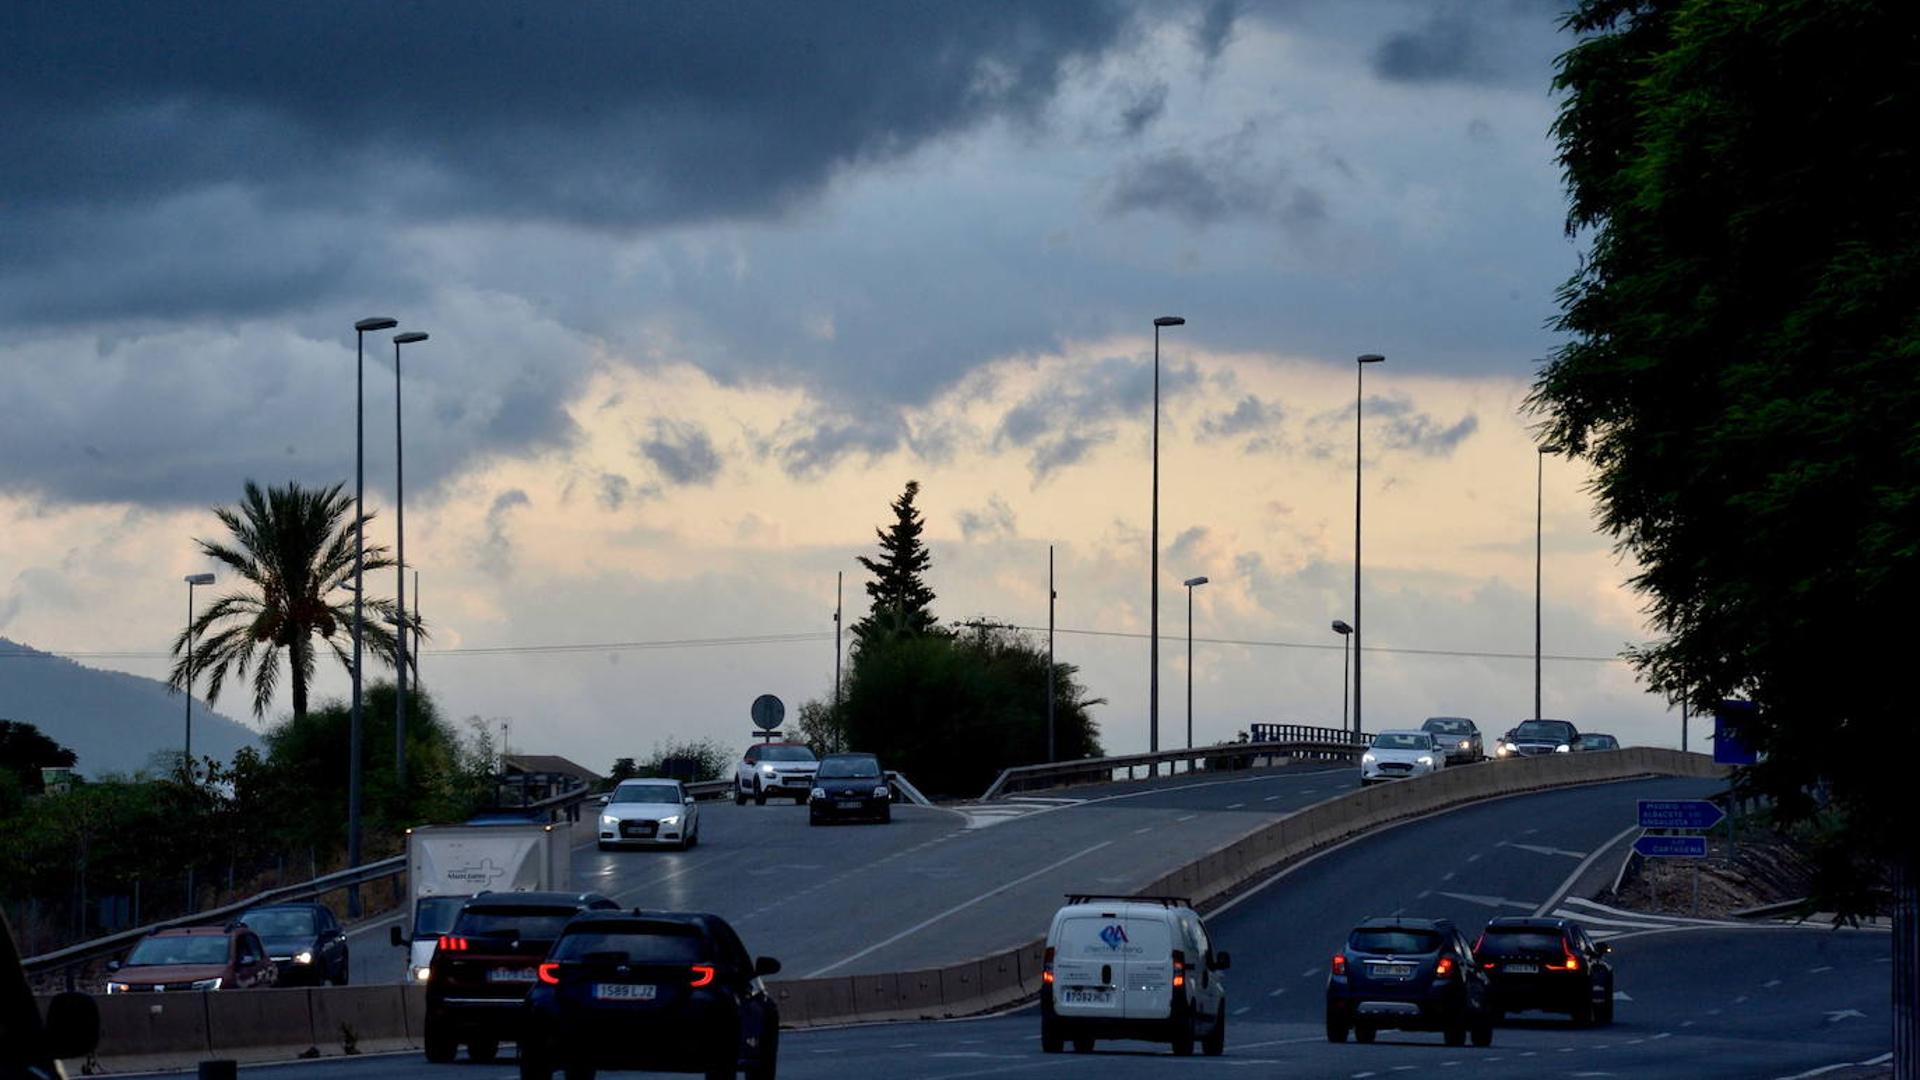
xmin=597 ymin=779 xmax=700 ymax=850
xmin=1360 ymin=730 xmax=1446 ymax=786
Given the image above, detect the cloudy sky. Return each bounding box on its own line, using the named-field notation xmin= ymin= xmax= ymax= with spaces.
xmin=1 ymin=1 xmax=1686 ymax=773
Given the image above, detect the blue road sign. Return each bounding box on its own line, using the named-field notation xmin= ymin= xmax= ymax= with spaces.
xmin=1634 ymin=834 xmax=1708 ymax=858
xmin=1713 ymin=700 xmax=1760 ymax=765
xmin=1638 ymin=799 xmax=1726 ymax=831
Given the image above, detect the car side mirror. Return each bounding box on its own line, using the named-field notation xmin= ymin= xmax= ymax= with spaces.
xmin=390 ymin=926 xmax=407 ymax=948
xmin=685 ymin=796 xmax=696 ymax=805
xmin=754 ymin=956 xmax=782 ymax=977
xmin=1597 ymin=942 xmax=1612 ymax=955
xmin=1212 ymin=951 xmax=1231 ymax=971
xmin=596 ymin=794 xmax=610 ymax=806
xmin=105 ymin=959 xmax=121 ymax=973
xmin=45 ymin=992 xmax=100 ymax=1059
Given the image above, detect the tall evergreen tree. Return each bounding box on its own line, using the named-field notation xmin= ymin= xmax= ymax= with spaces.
xmin=852 ymin=480 xmax=939 ymax=644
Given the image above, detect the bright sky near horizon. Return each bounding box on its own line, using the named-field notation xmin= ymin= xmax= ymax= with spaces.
xmin=1 ymin=2 xmax=1687 ymax=770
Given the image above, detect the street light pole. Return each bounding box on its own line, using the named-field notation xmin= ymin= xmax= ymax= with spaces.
xmin=182 ymin=573 xmax=215 ymax=775
xmin=392 ymin=330 xmax=428 ymax=790
xmin=1332 ymin=619 xmax=1353 ymax=732
xmin=833 ymin=571 xmax=843 ymax=712
xmin=1150 ymin=316 xmax=1185 ymax=761
xmin=1048 ymin=544 xmax=1057 ymax=763
xmin=1183 ymin=576 xmax=1209 ymax=749
xmin=349 ymin=316 xmax=396 ymax=909
xmin=1536 ymin=444 xmax=1561 ymax=722
xmin=1353 ymin=354 xmax=1385 ymax=741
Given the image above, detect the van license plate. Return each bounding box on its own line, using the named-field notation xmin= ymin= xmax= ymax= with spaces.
xmin=1504 ymin=963 xmax=1539 ymax=974
xmin=594 ymin=983 xmax=657 ymax=1000
xmin=1062 ymin=989 xmax=1114 ymax=1005
xmin=488 ymin=967 xmax=537 ymax=983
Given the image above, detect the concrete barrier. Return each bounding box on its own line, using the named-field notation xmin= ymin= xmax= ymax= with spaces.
xmin=309 ymin=984 xmax=412 ymax=1057
xmin=205 ymin=987 xmax=314 ymax=1061
xmin=86 ymin=991 xmax=213 ymax=1071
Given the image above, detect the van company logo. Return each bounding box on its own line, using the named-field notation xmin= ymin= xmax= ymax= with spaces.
xmin=446 ymin=858 xmax=507 ymax=886
xmin=1098 ymin=923 xmax=1129 ymax=949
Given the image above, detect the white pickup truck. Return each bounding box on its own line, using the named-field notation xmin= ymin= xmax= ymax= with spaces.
xmin=388 ymin=821 xmax=571 ymax=983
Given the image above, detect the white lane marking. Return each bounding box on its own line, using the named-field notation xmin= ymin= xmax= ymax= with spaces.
xmin=1651 ymin=1032 xmax=1671 ymax=1040
xmin=1534 ymin=823 xmax=1639 ymax=917
xmin=804 ymin=841 xmax=1115 ymax=977
xmin=1503 ymin=841 xmax=1589 ymax=859
xmin=1268 ymin=987 xmax=1287 ymax=997
xmin=1441 ymin=871 xmax=1456 ymax=882
xmin=1303 ymin=966 xmax=1322 ymax=978
xmin=1466 ymin=853 xmax=1482 ymax=862
xmin=1680 ymin=1020 xmax=1693 ymax=1027
xmin=1808 ymin=965 xmax=1833 ymax=974
xmin=1264 ymin=795 xmax=1282 ymax=801
xmin=1438 ymin=891 xmax=1538 ymax=909
xmin=1560 ymin=895 xmax=1749 ymax=928
xmin=1227 ymin=802 xmax=1247 ymax=809
xmin=1763 ymin=978 xmax=1782 ymax=988
xmin=1176 ymin=814 xmax=1198 ymax=823
xmin=1417 ymin=890 xmax=1433 ymax=899
xmin=1773 ymin=1051 xmax=1894 ymax=1080
xmin=1234 ymin=1005 xmax=1252 ymax=1015
xmin=1825 ymin=1009 xmax=1866 ymax=1023
xmin=1613 ymin=991 xmax=1633 ymax=1001
xmin=1734 ymin=995 xmax=1749 ymax=1004
xmin=1132 ymin=826 xmax=1154 ymax=835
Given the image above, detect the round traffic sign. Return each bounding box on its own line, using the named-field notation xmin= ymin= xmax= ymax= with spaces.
xmin=750 ymin=694 xmax=785 ymax=731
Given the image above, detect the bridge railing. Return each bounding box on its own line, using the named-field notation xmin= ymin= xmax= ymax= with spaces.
xmin=979 ymin=734 xmax=1370 ymax=801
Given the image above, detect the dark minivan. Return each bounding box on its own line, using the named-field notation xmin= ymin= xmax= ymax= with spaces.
xmin=1326 ymin=917 xmax=1494 ymax=1047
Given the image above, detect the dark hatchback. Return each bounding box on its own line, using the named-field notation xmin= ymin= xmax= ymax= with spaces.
xmin=424 ymin=891 xmax=619 ymax=1063
xmin=807 ymin=753 xmax=891 ymax=825
xmin=1474 ymin=917 xmax=1615 ymax=1025
xmin=1326 ymin=918 xmax=1494 ymax=1047
xmin=239 ymin=902 xmax=348 ymax=986
xmin=520 ymin=910 xmax=780 ymax=1080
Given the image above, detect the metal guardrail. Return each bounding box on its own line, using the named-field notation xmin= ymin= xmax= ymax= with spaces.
xmin=25 ymin=779 xmax=596 ymax=982
xmin=979 ymin=735 xmax=1370 ymax=801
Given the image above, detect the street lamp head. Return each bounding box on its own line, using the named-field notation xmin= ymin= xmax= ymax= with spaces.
xmin=184 ymin=573 xmax=216 ymax=586
xmin=394 ymin=331 xmax=429 ymax=345
xmin=1539 ymin=443 xmax=1564 ymax=455
xmin=1357 ymin=353 xmax=1385 ymax=364
xmin=355 ymin=316 xmax=398 ymax=332
xmin=1331 ymin=619 xmax=1353 ymax=635
xmin=1154 ymin=316 xmax=1186 ymax=327
xmin=1183 ymin=576 xmax=1210 ymax=587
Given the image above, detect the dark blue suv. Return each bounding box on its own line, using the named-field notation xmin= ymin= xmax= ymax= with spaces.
xmin=1326 ymin=917 xmax=1494 ymax=1047
xmin=519 ymin=910 xmax=781 ymax=1080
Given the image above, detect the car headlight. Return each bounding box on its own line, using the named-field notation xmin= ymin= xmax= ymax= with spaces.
xmin=190 ymin=977 xmax=223 ymax=990
xmin=293 ymin=950 xmax=314 ymax=965
xmin=762 ymin=764 xmax=777 ymax=775
xmin=413 ymin=965 xmax=433 ymax=983
xmin=601 ymin=814 xmax=619 ymax=826
xmin=106 ymin=981 xmax=129 ymax=994
xmin=1459 ymin=740 xmax=1471 ymax=750
xmin=873 ymin=785 xmax=890 ymax=799
xmin=1555 ymin=743 xmax=1571 ymax=753
xmin=810 ymin=787 xmax=826 ymax=800
xmin=1361 ymin=752 xmax=1376 ymax=763
xmin=1417 ymin=755 xmax=1434 ymax=766
xmin=659 ymin=814 xmax=680 ymax=827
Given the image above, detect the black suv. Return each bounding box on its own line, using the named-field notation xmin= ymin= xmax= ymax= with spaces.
xmin=520 ymin=910 xmax=781 ymax=1080
xmin=238 ymin=902 xmax=349 ymax=986
xmin=424 ymin=891 xmax=620 ymax=1063
xmin=1474 ymin=917 xmax=1615 ymax=1025
xmin=1326 ymin=917 xmax=1494 ymax=1047
xmin=807 ymin=753 xmax=892 ymax=825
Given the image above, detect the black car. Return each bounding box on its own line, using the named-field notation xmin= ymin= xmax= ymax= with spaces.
xmin=1496 ymin=719 xmax=1581 ymax=758
xmin=1474 ymin=917 xmax=1615 ymax=1025
xmin=424 ymin=891 xmax=620 ymax=1064
xmin=239 ymin=902 xmax=349 ymax=986
xmin=1420 ymin=717 xmax=1483 ymax=765
xmin=807 ymin=753 xmax=891 ymax=825
xmin=1576 ymin=732 xmax=1621 ymax=752
xmin=520 ymin=909 xmax=780 ymax=1080
xmin=1326 ymin=917 xmax=1494 ymax=1047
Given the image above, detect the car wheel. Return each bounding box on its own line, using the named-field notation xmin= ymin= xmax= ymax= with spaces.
xmin=734 ymin=785 xmax=747 ymax=806
xmin=1353 ymin=1023 xmax=1376 ymax=1044
xmin=1325 ymin=1012 xmax=1349 ymax=1043
xmin=1597 ymin=986 xmax=1615 ymax=1026
xmin=423 ymin=1025 xmax=457 ymax=1064
xmin=566 ymin=1065 xmax=600 ymax=1080
xmin=520 ymin=1059 xmax=553 ymax=1080
xmin=702 ymin=1060 xmax=731 ymax=1080
xmin=1202 ymin=1004 xmax=1226 ymax=1056
xmin=1472 ymin=1017 xmax=1495 ymax=1047
xmin=597 ymin=841 xmax=611 ymax=852
xmin=467 ymin=1038 xmax=499 ymax=1063
xmin=332 ymin=958 xmax=349 ymax=987
xmin=1072 ymin=1036 xmax=1094 ymax=1053
xmin=1571 ymin=997 xmax=1594 ymax=1027
xmin=1171 ymin=1010 xmax=1196 ymax=1056
xmin=1040 ymin=1013 xmax=1064 ymax=1054
xmin=745 ymin=1023 xmax=778 ymax=1080
xmin=808 ymin=813 xmax=822 ymax=826
xmin=879 ymin=806 xmax=892 ymax=824
xmin=754 ymin=781 xmax=767 ymax=806
xmin=1444 ymin=1024 xmax=1466 ymax=1047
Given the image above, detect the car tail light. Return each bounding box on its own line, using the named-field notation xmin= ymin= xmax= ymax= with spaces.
xmin=1330 ymin=953 xmax=1346 ymax=976
xmin=689 ymin=964 xmax=716 ymax=987
xmin=1042 ymin=946 xmax=1055 ymax=986
xmin=537 ymin=962 xmax=561 ymax=986
xmin=1435 ymin=956 xmax=1456 ymax=979
xmin=1171 ymin=949 xmax=1186 ymax=989
xmin=436 ymin=935 xmax=469 ymax=952
xmin=1546 ymin=938 xmax=1581 ymax=971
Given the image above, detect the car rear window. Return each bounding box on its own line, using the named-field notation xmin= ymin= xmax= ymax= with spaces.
xmin=1347 ymin=929 xmax=1442 ymax=955
xmin=453 ymin=908 xmax=579 ymax=942
xmin=553 ymin=927 xmax=709 ymax=964
xmin=1056 ymin=916 xmax=1173 ymax=958
xmin=759 ymin=746 xmax=816 ymax=762
xmin=1423 ymin=718 xmax=1470 ymax=734
xmin=1479 ymin=929 xmax=1567 ymax=953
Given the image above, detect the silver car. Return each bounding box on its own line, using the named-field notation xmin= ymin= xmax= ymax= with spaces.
xmin=1420 ymin=716 xmax=1484 ymax=765
xmin=597 ymin=779 xmax=700 ymax=851
xmin=1360 ymin=730 xmax=1447 ymax=786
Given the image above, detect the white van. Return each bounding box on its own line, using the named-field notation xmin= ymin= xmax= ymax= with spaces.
xmin=1040 ymin=894 xmax=1230 ymax=1056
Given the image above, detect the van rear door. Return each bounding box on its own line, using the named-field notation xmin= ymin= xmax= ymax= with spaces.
xmin=1117 ymin=916 xmax=1174 ymax=1020
xmin=1051 ymin=916 xmax=1124 ymax=1018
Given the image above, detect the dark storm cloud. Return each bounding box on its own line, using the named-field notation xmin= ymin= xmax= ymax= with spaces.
xmin=1310 ymin=395 xmax=1479 ymax=459
xmin=479 ymin=488 xmax=531 ymax=575
xmin=1199 ymin=395 xmax=1284 ymax=440
xmin=1369 ymin=1 xmax=1569 ymax=87
xmin=1119 ymin=82 xmax=1171 ymax=135
xmin=996 ymin=355 xmax=1201 ymax=480
xmin=1192 ymin=0 xmax=1241 ymax=64
xmin=1104 ymin=123 xmax=1325 ymax=230
xmin=639 ymin=419 xmax=724 ymax=487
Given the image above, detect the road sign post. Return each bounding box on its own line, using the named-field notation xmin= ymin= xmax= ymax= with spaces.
xmin=750 ymin=694 xmax=786 ymax=743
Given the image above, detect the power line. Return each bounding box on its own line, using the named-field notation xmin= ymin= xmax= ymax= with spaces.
xmin=1003 ymin=624 xmax=1627 ymax=664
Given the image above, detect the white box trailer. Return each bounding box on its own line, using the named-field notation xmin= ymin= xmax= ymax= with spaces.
xmin=389 ymin=821 xmax=571 ymax=982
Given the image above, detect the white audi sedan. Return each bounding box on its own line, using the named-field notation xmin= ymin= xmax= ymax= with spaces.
xmin=597 ymin=779 xmax=700 ymax=851
xmin=1359 ymin=730 xmax=1447 ymax=786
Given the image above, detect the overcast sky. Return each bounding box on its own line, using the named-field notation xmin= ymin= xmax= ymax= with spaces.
xmin=2 ymin=1 xmax=1688 ymax=774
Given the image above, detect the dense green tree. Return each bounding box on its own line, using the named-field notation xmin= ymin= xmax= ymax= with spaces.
xmin=632 ymin=738 xmax=732 ymax=782
xmin=606 ymin=757 xmax=641 ymax=785
xmin=793 ymin=699 xmax=849 ymax=756
xmin=1535 ymin=1 xmax=1920 ymax=1065
xmin=852 ymin=480 xmax=939 ymax=645
xmin=834 ymin=623 xmax=1102 ymax=797
xmin=0 ymin=720 xmax=77 ymax=794
xmin=168 ymin=480 xmax=406 ymax=722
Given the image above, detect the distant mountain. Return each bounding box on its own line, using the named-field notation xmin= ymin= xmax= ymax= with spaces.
xmin=0 ymin=637 xmax=260 ymax=777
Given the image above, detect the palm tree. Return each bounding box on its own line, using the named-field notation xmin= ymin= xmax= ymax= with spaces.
xmin=168 ymin=480 xmax=411 ymax=722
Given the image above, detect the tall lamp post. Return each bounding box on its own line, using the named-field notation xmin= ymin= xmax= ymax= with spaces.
xmin=1183 ymin=576 xmax=1209 ymax=749
xmin=1047 ymin=545 xmax=1057 ymax=763
xmin=1332 ymin=619 xmax=1353 ymax=731
xmin=392 ymin=330 xmax=428 ymax=789
xmin=349 ymin=315 xmax=397 ymax=911
xmin=182 ymin=572 xmax=216 ymax=773
xmin=1352 ymin=353 xmax=1385 ymax=741
xmin=1149 ymin=315 xmax=1185 ymax=761
xmin=1535 ymin=443 xmax=1562 ymax=722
